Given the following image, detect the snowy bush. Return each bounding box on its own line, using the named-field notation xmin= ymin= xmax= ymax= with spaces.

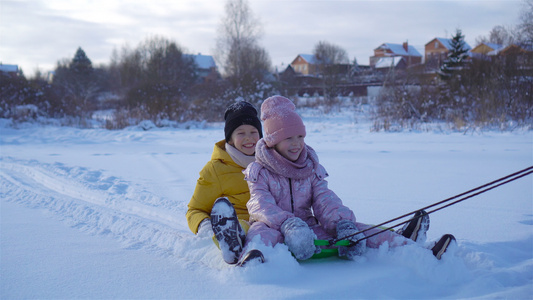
xmin=371 ymin=55 xmax=533 ymax=132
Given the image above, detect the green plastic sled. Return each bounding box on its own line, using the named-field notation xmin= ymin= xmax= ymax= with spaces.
xmin=311 ymin=239 xmax=350 ymax=259
xmin=311 ymin=226 xmax=393 ymax=259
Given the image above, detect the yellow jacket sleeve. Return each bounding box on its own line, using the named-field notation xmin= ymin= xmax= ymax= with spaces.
xmin=186 ymin=161 xmax=222 ymax=234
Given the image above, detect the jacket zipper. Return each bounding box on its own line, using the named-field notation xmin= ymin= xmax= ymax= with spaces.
xmin=289 ymin=178 xmax=294 ymax=213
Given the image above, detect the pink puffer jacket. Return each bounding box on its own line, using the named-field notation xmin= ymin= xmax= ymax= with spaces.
xmin=243 ymin=141 xmax=406 ymax=249
xmin=244 ymin=143 xmax=356 ymax=238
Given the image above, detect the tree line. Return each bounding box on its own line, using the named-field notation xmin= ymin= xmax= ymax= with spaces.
xmin=1 ymin=0 xmax=532 ymax=130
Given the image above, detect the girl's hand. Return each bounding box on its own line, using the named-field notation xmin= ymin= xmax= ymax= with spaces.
xmin=336 ymin=220 xmax=367 ymax=259
xmin=281 ymin=217 xmax=319 ymax=260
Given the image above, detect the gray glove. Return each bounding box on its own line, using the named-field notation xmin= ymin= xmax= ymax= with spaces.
xmin=281 ymin=217 xmax=319 ymax=260
xmin=336 ymin=220 xmax=367 ymax=259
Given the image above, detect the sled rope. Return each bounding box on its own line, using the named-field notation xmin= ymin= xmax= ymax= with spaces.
xmin=332 ymin=166 xmax=533 ymax=246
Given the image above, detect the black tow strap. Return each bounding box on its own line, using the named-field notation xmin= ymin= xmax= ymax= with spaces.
xmin=331 ymin=166 xmax=533 ymax=246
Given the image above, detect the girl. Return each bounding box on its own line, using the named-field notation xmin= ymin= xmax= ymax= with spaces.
xmin=243 ymin=95 xmax=455 ymax=261
xmin=186 ymin=101 xmax=264 ymax=265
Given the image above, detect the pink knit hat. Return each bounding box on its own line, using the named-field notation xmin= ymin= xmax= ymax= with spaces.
xmin=260 ymin=95 xmax=306 ymax=147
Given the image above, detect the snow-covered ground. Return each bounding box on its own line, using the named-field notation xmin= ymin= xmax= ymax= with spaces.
xmin=1 ymin=110 xmax=532 ymax=299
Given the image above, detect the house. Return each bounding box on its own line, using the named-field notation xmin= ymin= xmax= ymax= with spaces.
xmin=468 ymin=43 xmax=532 ymax=66
xmin=496 ymin=44 xmax=533 ymax=56
xmin=46 ymin=71 xmax=55 ymax=83
xmin=290 ymin=54 xmax=320 ymax=76
xmin=470 ymin=42 xmax=503 ymax=58
xmin=186 ymin=54 xmax=219 ymax=83
xmin=374 ymin=56 xmax=407 ymax=70
xmin=369 ymin=42 xmax=422 ymax=68
xmin=0 ymin=64 xmax=19 ymax=77
xmin=425 ymin=37 xmax=471 ymax=69
xmin=278 ymin=64 xmax=296 ymax=80
xmin=493 ymin=44 xmax=533 ymax=67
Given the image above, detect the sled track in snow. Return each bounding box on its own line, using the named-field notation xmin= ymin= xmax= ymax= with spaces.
xmin=0 ymin=157 xmax=223 ymax=267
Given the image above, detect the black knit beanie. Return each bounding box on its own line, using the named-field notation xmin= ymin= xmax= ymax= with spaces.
xmin=224 ymin=101 xmax=263 ymax=142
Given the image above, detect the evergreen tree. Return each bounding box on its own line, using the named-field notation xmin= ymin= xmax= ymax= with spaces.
xmin=52 ymin=47 xmax=100 ymax=116
xmin=71 ymin=47 xmax=93 ymax=74
xmin=439 ymin=29 xmax=470 ymax=80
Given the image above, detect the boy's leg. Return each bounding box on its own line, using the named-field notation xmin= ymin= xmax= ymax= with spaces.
xmin=211 ymin=219 xmax=249 ymax=247
xmin=210 ymin=197 xmax=246 ymax=264
xmin=239 ymin=219 xmax=250 ymax=233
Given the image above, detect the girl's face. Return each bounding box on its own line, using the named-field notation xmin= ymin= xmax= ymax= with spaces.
xmin=274 ymin=135 xmax=305 ymax=162
xmin=228 ymin=124 xmax=260 ymax=156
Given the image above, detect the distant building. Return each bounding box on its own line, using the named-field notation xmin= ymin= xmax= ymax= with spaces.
xmin=425 ymin=37 xmax=471 ymax=69
xmin=370 ymin=42 xmax=422 ymax=68
xmin=465 ymin=42 xmax=533 ymax=71
xmin=494 ymin=44 xmax=533 ymax=56
xmin=494 ymin=44 xmax=533 ymax=67
xmin=185 ymin=54 xmax=219 ymax=83
xmin=289 ymin=54 xmax=320 ymax=76
xmin=470 ymin=42 xmax=503 ymax=59
xmin=374 ymin=56 xmax=407 ymax=70
xmin=0 ymin=64 xmax=19 ymax=77
xmin=46 ymin=71 xmax=55 ymax=83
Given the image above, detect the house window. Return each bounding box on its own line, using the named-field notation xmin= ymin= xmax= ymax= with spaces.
xmin=435 ymin=42 xmax=439 ymax=49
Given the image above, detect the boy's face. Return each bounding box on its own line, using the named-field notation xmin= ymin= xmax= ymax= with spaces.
xmin=274 ymin=135 xmax=305 ymax=162
xmin=228 ymin=124 xmax=260 ymax=156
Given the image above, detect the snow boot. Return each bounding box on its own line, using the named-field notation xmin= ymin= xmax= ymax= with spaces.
xmin=236 ymin=249 xmax=265 ymax=267
xmin=397 ymin=209 xmax=429 ymax=244
xmin=431 ymin=234 xmax=456 ymax=260
xmin=210 ymin=197 xmax=246 ymax=264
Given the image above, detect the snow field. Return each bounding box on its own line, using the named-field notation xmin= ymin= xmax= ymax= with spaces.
xmin=1 ymin=113 xmax=532 ymax=299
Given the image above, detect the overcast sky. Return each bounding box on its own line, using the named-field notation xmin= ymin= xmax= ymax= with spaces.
xmin=1 ymin=0 xmax=523 ymax=77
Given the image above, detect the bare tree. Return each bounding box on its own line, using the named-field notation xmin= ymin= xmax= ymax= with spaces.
xmin=138 ymin=36 xmax=196 ymax=85
xmin=216 ymin=0 xmax=272 ymax=96
xmin=313 ymin=41 xmax=349 ymax=66
xmin=517 ymin=0 xmax=533 ymax=46
xmin=476 ymin=25 xmax=517 ymax=45
xmin=475 ymin=0 xmax=532 ymax=47
xmin=106 ymin=36 xmax=198 ymax=123
xmin=312 ymin=41 xmax=349 ymax=101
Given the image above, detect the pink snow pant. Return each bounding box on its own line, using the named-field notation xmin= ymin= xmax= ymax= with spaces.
xmin=245 ymin=221 xmax=408 ymax=248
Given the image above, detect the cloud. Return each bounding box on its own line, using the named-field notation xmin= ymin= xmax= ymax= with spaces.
xmin=0 ymin=0 xmax=522 ymax=76
xmin=1 ymin=0 xmax=122 ymax=72
xmin=252 ymin=0 xmax=521 ymax=65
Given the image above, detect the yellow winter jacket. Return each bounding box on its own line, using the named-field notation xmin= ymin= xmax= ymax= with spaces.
xmin=186 ymin=140 xmax=251 ymax=234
